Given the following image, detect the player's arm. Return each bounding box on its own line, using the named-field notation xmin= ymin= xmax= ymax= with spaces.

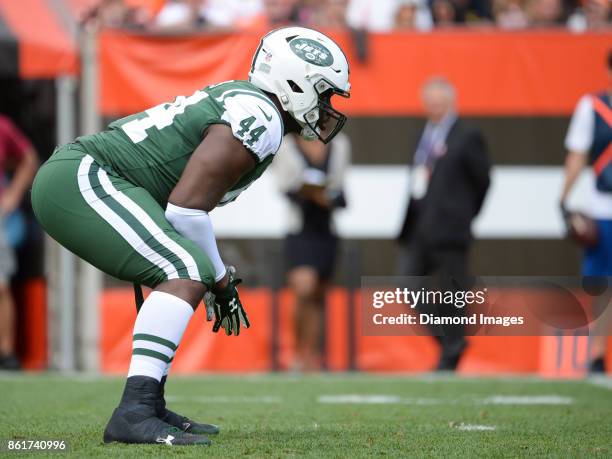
xmin=166 ymin=124 xmax=254 ymax=335
xmin=169 ymin=124 xmax=256 ymax=212
xmin=167 ymin=124 xmax=256 ymax=289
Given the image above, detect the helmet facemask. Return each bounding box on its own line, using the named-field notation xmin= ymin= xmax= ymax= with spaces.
xmin=301 ymin=78 xmax=350 ymax=144
xmin=248 ymin=27 xmax=351 ymax=144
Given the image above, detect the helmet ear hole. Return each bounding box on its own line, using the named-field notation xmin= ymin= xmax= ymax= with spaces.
xmin=287 ymin=80 xmax=304 ymax=93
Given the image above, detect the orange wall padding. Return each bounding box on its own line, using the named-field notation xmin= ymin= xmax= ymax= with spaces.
xmin=0 ymin=0 xmax=77 ymax=78
xmin=16 ymin=278 xmax=47 ymax=370
xmin=101 ymin=287 xmax=273 ymax=373
xmin=100 ymin=287 xmax=612 ymax=375
xmin=99 ymin=30 xmax=610 ymax=117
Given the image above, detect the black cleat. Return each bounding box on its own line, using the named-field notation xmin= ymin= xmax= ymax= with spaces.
xmin=0 ymin=353 xmax=21 ymax=370
xmin=436 ymin=337 xmax=468 ymax=372
xmin=103 ymin=376 xmax=212 ymax=446
xmin=588 ymin=357 xmax=606 ymax=374
xmin=103 ymin=406 xmax=212 ymax=445
xmin=156 ymin=376 xmax=220 ymax=435
xmin=159 ymin=408 xmax=220 ymax=436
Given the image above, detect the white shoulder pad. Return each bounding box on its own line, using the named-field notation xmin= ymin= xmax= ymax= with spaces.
xmin=221 ymin=93 xmax=283 ymax=162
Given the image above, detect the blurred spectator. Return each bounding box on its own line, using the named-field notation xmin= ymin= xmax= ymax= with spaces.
xmin=311 ymin=0 xmax=349 ymax=28
xmin=295 ymin=0 xmax=324 ymax=26
xmin=201 ymin=0 xmax=264 ymax=29
xmin=431 ymin=0 xmax=457 ymax=26
xmin=273 ymin=133 xmax=351 ymax=372
xmin=397 ymin=77 xmax=490 ymax=371
xmin=79 ymin=0 xmax=606 ymax=30
xmin=266 ymin=0 xmax=300 ymax=23
xmin=395 ymin=0 xmax=421 ymax=29
xmin=493 ymin=0 xmax=530 ymax=29
xmin=347 ymin=0 xmax=433 ymax=31
xmin=153 ymin=0 xmax=205 ymax=31
xmin=96 ymin=0 xmax=131 ymax=26
xmin=582 ymin=0 xmax=611 ymax=30
xmin=451 ymin=0 xmax=493 ymax=23
xmin=567 ymin=0 xmax=611 ymax=32
xmin=0 ymin=115 xmax=38 ymax=371
xmin=244 ymin=0 xmax=301 ymax=28
xmin=80 ymin=0 xmax=152 ymax=29
xmin=560 ymin=51 xmax=612 ymax=373
xmin=527 ymin=0 xmax=563 ymax=26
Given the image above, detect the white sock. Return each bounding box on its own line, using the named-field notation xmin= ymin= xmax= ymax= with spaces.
xmin=127 ymin=291 xmax=193 ymax=382
xmin=163 ymin=361 xmax=172 ymax=378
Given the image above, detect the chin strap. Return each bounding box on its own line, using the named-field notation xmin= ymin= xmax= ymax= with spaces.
xmin=300 ymin=125 xmax=318 ymax=141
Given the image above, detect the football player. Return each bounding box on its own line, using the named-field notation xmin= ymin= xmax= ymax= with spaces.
xmin=32 ymin=27 xmax=350 ymax=446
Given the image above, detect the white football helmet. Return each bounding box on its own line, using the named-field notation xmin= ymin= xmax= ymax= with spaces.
xmin=249 ymin=27 xmax=350 ymax=144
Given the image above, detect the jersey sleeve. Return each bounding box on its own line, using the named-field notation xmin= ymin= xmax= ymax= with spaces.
xmin=565 ymin=95 xmax=594 ymax=154
xmin=221 ymin=93 xmax=283 ymax=162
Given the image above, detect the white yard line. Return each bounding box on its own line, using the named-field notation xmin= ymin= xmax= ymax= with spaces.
xmin=318 ymin=395 xmax=402 ymax=404
xmin=455 ymin=424 xmax=496 ymax=431
xmin=318 ymin=395 xmax=452 ymax=405
xmin=318 ymin=394 xmax=574 ymax=405
xmin=482 ymin=395 xmax=573 ymax=405
xmin=586 ymin=377 xmax=612 ymax=391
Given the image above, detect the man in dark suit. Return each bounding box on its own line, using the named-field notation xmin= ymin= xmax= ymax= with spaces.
xmin=398 ymin=77 xmax=490 ymax=371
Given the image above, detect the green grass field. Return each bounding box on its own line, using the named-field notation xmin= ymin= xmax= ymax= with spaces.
xmin=1 ymin=373 xmax=611 ymax=458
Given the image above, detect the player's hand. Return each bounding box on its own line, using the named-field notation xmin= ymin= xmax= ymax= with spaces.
xmin=204 ymin=269 xmax=229 ymax=322
xmin=209 ymin=266 xmax=250 ymax=336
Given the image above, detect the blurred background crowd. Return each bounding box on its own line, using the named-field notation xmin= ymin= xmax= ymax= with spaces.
xmin=81 ymin=0 xmax=610 ymax=33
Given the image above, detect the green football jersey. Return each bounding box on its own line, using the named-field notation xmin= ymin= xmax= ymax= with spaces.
xmin=76 ymin=80 xmax=284 ymax=206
